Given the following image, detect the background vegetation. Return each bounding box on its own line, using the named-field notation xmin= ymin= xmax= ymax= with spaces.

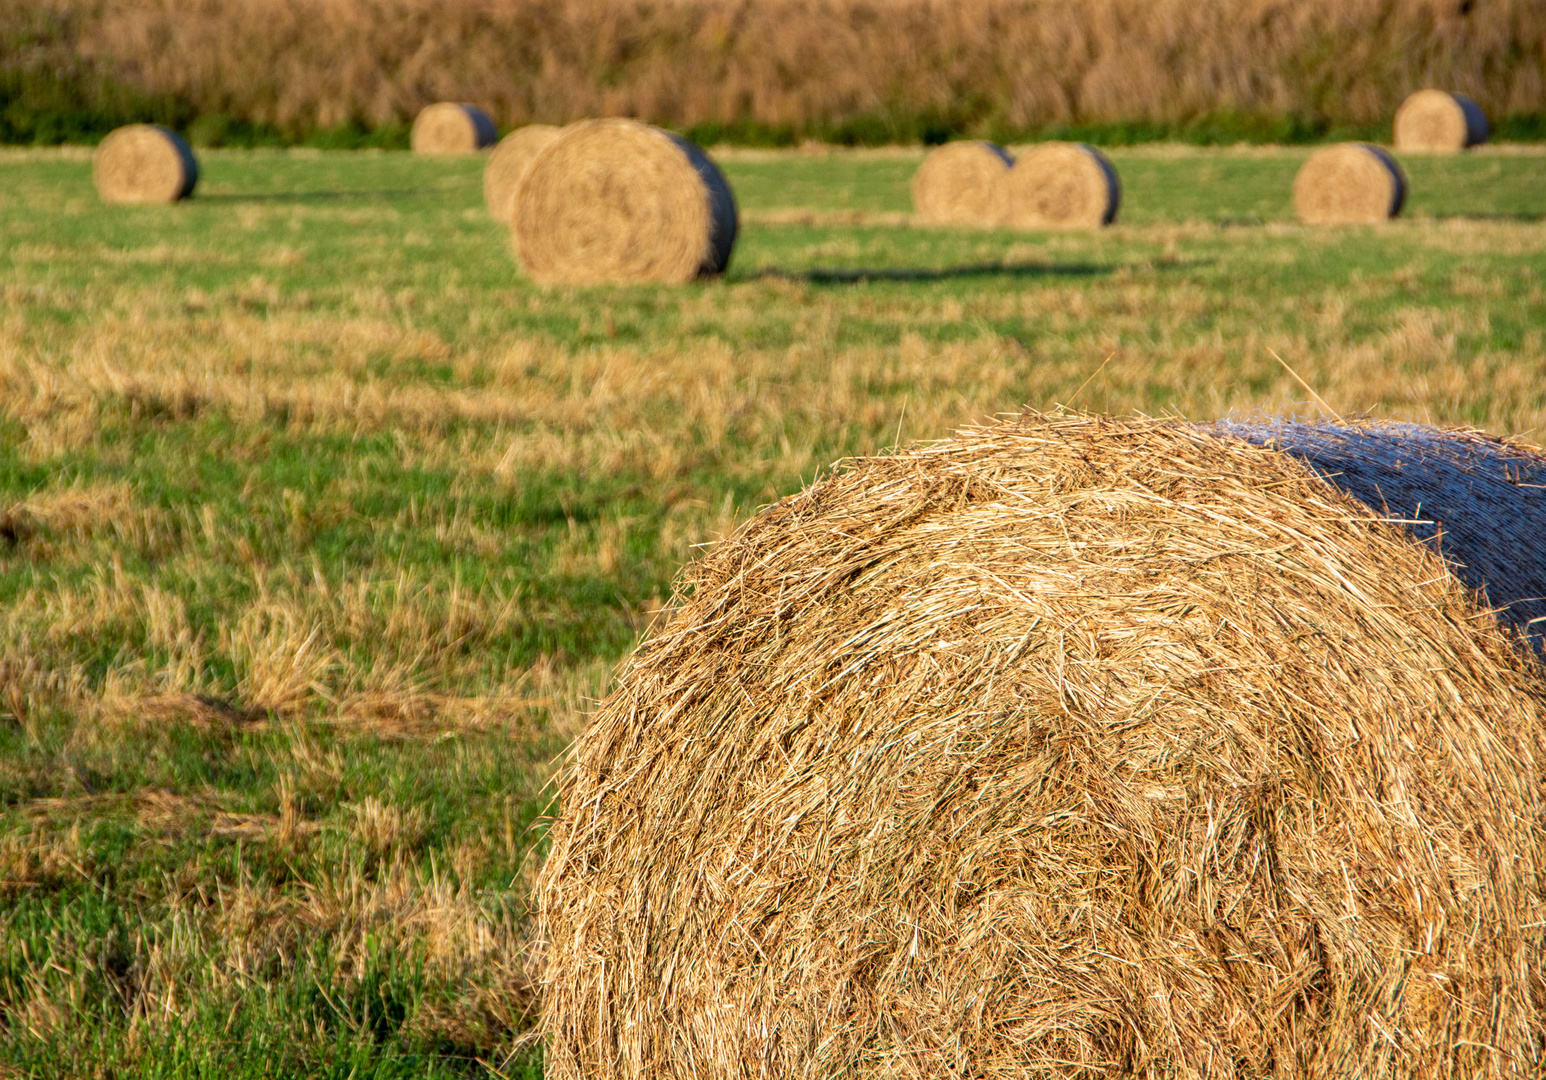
xmin=0 ymin=144 xmax=1543 ymax=1075
xmin=2 ymin=0 xmax=1545 ymax=147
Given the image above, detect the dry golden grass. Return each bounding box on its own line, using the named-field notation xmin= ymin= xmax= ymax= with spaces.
xmin=15 ymin=0 xmax=1544 ymax=134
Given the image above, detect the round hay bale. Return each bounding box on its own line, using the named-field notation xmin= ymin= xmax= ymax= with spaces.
xmin=92 ymin=124 xmax=198 ymax=205
xmin=1394 ymin=89 xmax=1490 ymax=152
xmin=1218 ymin=419 xmax=1546 ymax=651
xmin=513 ymin=119 xmax=738 ymax=285
xmin=410 ymin=103 xmax=497 ymax=155
xmin=539 ymin=412 xmax=1546 ymax=1080
xmin=483 ymin=124 xmax=562 ymax=224
xmin=1002 ymin=141 xmax=1120 ymax=229
xmin=1292 ymin=143 xmax=1406 ymax=225
xmin=910 ymin=141 xmax=1014 ymax=226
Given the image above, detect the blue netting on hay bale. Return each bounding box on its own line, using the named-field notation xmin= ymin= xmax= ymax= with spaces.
xmin=1218 ymin=419 xmax=1546 ymax=650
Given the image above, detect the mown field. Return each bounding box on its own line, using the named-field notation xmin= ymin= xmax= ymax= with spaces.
xmin=1 ymin=142 xmax=1544 ymax=1078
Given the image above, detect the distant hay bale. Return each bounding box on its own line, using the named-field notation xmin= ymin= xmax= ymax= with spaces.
xmin=539 ymin=412 xmax=1546 ymax=1080
xmin=483 ymin=124 xmax=562 ymax=224
xmin=1292 ymin=143 xmax=1406 ymax=224
xmin=911 ymin=141 xmax=1013 ymax=226
xmin=1394 ymin=89 xmax=1489 ymax=152
xmin=1002 ymin=141 xmax=1120 ymax=229
xmin=410 ymin=103 xmax=497 ymax=155
xmin=92 ymin=125 xmax=198 ymax=205
xmin=1218 ymin=418 xmax=1546 ymax=650
xmin=513 ymin=119 xmax=737 ymax=285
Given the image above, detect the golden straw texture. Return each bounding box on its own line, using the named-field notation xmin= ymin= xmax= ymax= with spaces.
xmin=410 ymin=102 xmax=497 ymax=154
xmin=1002 ymin=141 xmax=1119 ymax=229
xmin=911 ymin=141 xmax=1014 ymax=226
xmin=539 ymin=412 xmax=1546 ymax=1080
xmin=92 ymin=124 xmax=198 ymax=204
xmin=1394 ymin=89 xmax=1490 ymax=152
xmin=1292 ymin=143 xmax=1406 ymax=224
xmin=513 ymin=118 xmax=737 ymax=285
xmin=483 ymin=124 xmax=562 ymax=223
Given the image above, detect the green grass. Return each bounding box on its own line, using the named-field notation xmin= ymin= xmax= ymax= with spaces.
xmin=0 ymin=143 xmax=1544 ymax=1077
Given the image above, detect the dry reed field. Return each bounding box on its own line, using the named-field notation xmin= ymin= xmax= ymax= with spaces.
xmin=0 ymin=143 xmax=1543 ymax=1076
xmin=4 ymin=0 xmax=1544 ymax=145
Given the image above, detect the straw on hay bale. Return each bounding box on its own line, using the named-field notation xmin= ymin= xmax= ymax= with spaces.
xmin=1394 ymin=90 xmax=1490 ymax=152
xmin=92 ymin=124 xmax=198 ymax=205
xmin=1220 ymin=419 xmax=1546 ymax=651
xmin=911 ymin=141 xmax=1014 ymax=226
xmin=484 ymin=124 xmax=562 ymax=224
xmin=1002 ymin=141 xmax=1120 ymax=229
xmin=513 ymin=119 xmax=737 ymax=285
xmin=539 ymin=412 xmax=1546 ymax=1080
xmin=1292 ymin=143 xmax=1406 ymax=224
xmin=410 ymin=102 xmax=497 ymax=155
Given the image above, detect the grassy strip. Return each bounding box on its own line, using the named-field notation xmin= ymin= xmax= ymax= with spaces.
xmin=7 ymin=83 xmax=1546 ymax=150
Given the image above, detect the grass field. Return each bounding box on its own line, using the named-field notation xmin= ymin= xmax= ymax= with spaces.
xmin=1 ymin=142 xmax=1544 ymax=1078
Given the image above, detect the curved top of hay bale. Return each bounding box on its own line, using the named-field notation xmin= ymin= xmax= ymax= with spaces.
xmin=410 ymin=102 xmax=497 ymax=155
xmin=92 ymin=124 xmax=198 ymax=205
xmin=484 ymin=124 xmax=562 ymax=224
xmin=1002 ymin=141 xmax=1119 ymax=229
xmin=1218 ymin=419 xmax=1546 ymax=650
xmin=539 ymin=412 xmax=1546 ymax=1080
xmin=1292 ymin=142 xmax=1405 ymax=225
xmin=513 ymin=119 xmax=738 ymax=286
xmin=911 ymin=141 xmax=1013 ymax=226
xmin=1394 ymin=89 xmax=1489 ymax=152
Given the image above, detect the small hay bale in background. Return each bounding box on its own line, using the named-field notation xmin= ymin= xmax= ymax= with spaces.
xmin=1292 ymin=142 xmax=1406 ymax=224
xmin=93 ymin=124 xmax=198 ymax=205
xmin=539 ymin=412 xmax=1546 ymax=1080
xmin=1002 ymin=141 xmax=1120 ymax=229
xmin=513 ymin=119 xmax=737 ymax=285
xmin=911 ymin=141 xmax=1014 ymax=226
xmin=410 ymin=103 xmax=497 ymax=155
xmin=1394 ymin=89 xmax=1489 ymax=152
xmin=484 ymin=124 xmax=562 ymax=224
xmin=1218 ymin=419 xmax=1546 ymax=650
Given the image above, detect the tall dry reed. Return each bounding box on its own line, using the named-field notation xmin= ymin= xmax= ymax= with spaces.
xmin=8 ymin=0 xmax=1544 ymax=137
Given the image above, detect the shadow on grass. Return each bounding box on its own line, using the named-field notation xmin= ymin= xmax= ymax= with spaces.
xmin=1422 ymin=211 xmax=1546 ymax=223
xmin=745 ymin=261 xmax=1117 ymax=285
xmin=196 ymin=189 xmax=429 ymax=203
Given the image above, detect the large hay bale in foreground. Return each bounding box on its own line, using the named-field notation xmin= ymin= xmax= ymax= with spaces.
xmin=539 ymin=413 xmax=1546 ymax=1080
xmin=410 ymin=102 xmax=497 ymax=154
xmin=1394 ymin=90 xmax=1489 ymax=152
xmin=484 ymin=124 xmax=562 ymax=224
xmin=1293 ymin=143 xmax=1406 ymax=224
xmin=513 ymin=119 xmax=737 ymax=285
xmin=1002 ymin=141 xmax=1120 ymax=229
xmin=93 ymin=124 xmax=198 ymax=205
xmin=911 ymin=141 xmax=1014 ymax=226
xmin=1220 ymin=419 xmax=1546 ymax=651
